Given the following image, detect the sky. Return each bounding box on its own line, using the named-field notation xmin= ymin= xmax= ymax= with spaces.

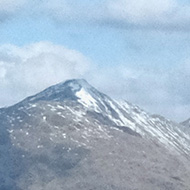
xmin=1 ymin=0 xmax=190 ymax=122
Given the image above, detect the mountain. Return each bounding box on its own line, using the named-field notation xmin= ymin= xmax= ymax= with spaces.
xmin=1 ymin=79 xmax=190 ymax=190
xmin=181 ymin=118 xmax=190 ymax=128
xmin=180 ymin=118 xmax=190 ymax=135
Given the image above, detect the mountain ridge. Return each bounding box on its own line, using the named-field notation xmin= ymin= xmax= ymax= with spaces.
xmin=3 ymin=79 xmax=190 ymax=156
xmin=1 ymin=79 xmax=190 ymax=190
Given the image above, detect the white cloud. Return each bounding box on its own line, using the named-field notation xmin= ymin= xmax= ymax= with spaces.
xmin=108 ymin=0 xmax=176 ymax=24
xmin=0 ymin=0 xmax=26 ymax=21
xmin=1 ymin=41 xmax=190 ymax=122
xmin=38 ymin=0 xmax=190 ymax=31
xmin=103 ymin=0 xmax=190 ymax=31
xmin=1 ymin=0 xmax=190 ymax=31
xmin=0 ymin=41 xmax=91 ymax=107
xmin=41 ymin=0 xmax=106 ymax=23
xmin=89 ymin=63 xmax=190 ymax=122
xmin=0 ymin=0 xmax=26 ymax=12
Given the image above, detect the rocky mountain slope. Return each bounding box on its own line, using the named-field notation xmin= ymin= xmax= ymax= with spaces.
xmin=180 ymin=119 xmax=190 ymax=137
xmin=1 ymin=79 xmax=190 ymax=190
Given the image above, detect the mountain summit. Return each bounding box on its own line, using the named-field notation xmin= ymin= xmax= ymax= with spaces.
xmin=1 ymin=79 xmax=190 ymax=190
xmin=22 ymin=79 xmax=95 ymax=102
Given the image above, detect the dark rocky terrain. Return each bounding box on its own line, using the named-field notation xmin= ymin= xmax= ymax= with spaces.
xmin=1 ymin=79 xmax=190 ymax=190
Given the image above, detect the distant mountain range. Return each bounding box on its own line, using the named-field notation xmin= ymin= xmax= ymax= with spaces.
xmin=1 ymin=79 xmax=190 ymax=190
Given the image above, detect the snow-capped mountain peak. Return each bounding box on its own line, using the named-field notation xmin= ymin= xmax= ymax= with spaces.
xmin=22 ymin=79 xmax=97 ymax=104
xmin=20 ymin=79 xmax=110 ymax=113
xmin=1 ymin=79 xmax=190 ymax=190
xmin=6 ymin=79 xmax=190 ymax=157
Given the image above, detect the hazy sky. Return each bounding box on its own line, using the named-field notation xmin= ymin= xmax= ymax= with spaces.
xmin=1 ymin=0 xmax=190 ymax=121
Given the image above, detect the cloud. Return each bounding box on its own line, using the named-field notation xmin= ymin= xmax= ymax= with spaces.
xmin=1 ymin=0 xmax=190 ymax=31
xmin=38 ymin=0 xmax=190 ymax=31
xmin=41 ymin=0 xmax=106 ymax=24
xmin=107 ymin=0 xmax=176 ymax=23
xmin=0 ymin=41 xmax=91 ymax=107
xmin=0 ymin=0 xmax=26 ymax=21
xmin=105 ymin=0 xmax=190 ymax=31
xmin=1 ymin=41 xmax=190 ymax=122
xmin=89 ymin=63 xmax=190 ymax=122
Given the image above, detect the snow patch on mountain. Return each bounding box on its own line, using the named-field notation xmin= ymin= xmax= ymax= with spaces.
xmin=76 ymin=88 xmax=100 ymax=112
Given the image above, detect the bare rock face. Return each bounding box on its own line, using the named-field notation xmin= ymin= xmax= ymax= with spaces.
xmin=1 ymin=79 xmax=190 ymax=190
